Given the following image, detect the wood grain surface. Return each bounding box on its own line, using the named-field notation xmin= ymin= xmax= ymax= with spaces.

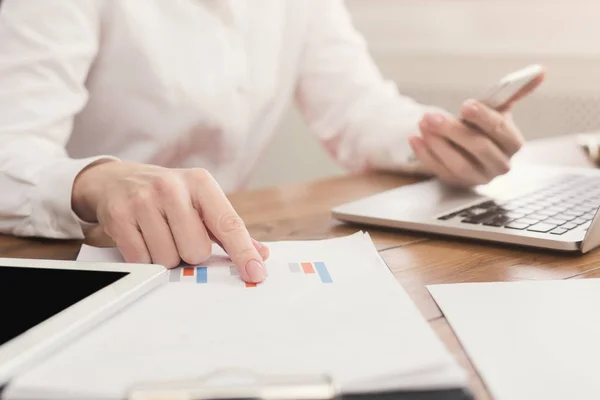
xmin=3 ymin=172 xmax=600 ymax=399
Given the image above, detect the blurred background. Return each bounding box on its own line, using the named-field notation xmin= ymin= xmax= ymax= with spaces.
xmin=247 ymin=0 xmax=600 ymax=189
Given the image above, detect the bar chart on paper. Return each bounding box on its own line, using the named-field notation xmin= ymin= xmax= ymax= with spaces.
xmin=288 ymin=262 xmax=332 ymax=283
xmin=168 ymin=260 xmax=333 ymax=287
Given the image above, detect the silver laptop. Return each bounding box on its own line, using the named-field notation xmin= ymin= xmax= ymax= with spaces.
xmin=332 ymin=165 xmax=600 ymax=253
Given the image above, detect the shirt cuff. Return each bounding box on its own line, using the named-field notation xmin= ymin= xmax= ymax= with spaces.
xmin=34 ymin=155 xmax=119 ymax=239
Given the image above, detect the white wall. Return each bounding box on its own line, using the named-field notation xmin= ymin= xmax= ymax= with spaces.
xmin=246 ymin=0 xmax=600 ymax=189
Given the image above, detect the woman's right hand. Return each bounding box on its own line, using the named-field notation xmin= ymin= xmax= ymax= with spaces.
xmin=71 ymin=161 xmax=268 ymax=283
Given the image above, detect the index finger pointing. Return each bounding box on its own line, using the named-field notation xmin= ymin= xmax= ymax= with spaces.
xmin=187 ymin=169 xmax=266 ymax=283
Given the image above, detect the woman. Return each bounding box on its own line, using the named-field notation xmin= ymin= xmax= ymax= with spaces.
xmin=0 ymin=0 xmax=543 ymax=283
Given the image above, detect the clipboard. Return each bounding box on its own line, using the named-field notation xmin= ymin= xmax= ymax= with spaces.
xmin=125 ymin=369 xmax=475 ymax=400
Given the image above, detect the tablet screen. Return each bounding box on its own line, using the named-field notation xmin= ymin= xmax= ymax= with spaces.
xmin=0 ymin=266 xmax=128 ymax=346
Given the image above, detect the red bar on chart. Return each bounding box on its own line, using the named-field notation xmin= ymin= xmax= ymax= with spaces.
xmin=245 ymin=282 xmax=257 ymax=288
xmin=301 ymin=262 xmax=315 ymax=274
xmin=183 ymin=267 xmax=194 ymax=276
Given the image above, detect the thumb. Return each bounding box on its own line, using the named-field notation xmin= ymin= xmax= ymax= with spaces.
xmin=252 ymin=238 xmax=270 ymax=261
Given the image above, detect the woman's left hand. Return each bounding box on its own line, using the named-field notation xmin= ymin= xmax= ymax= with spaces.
xmin=408 ymin=71 xmax=545 ymax=187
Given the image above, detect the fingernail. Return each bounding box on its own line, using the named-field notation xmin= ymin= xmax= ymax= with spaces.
xmin=259 ymin=245 xmax=270 ymax=260
xmin=252 ymin=238 xmax=265 ymax=249
xmin=245 ymin=260 xmax=266 ymax=283
xmin=424 ymin=113 xmax=445 ymax=128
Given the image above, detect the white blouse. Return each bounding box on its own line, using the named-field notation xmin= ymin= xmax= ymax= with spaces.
xmin=0 ymin=0 xmax=429 ymax=240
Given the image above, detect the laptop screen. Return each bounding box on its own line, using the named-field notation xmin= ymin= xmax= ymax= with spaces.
xmin=0 ymin=266 xmax=128 ymax=346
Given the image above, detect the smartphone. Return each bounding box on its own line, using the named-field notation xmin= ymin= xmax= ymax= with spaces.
xmin=408 ymin=64 xmax=544 ymax=166
xmin=478 ymin=64 xmax=544 ymax=110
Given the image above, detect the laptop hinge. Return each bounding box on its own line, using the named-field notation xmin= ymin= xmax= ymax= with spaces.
xmin=580 ymin=209 xmax=600 ymax=253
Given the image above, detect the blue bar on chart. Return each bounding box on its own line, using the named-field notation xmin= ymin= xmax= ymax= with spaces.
xmin=313 ymin=262 xmax=332 ymax=283
xmin=196 ymin=267 xmax=208 ymax=284
xmin=288 ymin=263 xmax=301 ymax=273
xmin=169 ymin=268 xmax=181 ymax=282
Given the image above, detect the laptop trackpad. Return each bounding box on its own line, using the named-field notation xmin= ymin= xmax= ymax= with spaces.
xmin=396 ymin=180 xmax=487 ymax=218
xmin=345 ymin=180 xmax=488 ymax=221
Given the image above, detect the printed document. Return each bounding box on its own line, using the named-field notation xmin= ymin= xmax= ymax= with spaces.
xmin=4 ymin=233 xmax=466 ymax=399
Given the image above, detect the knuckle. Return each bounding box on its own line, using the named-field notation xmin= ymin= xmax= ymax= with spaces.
xmin=152 ymin=174 xmax=180 ymax=200
xmin=186 ymin=168 xmax=213 ymax=186
xmin=499 ymin=160 xmax=511 ymax=174
xmin=105 ymin=202 xmax=130 ymax=223
xmin=216 ymin=212 xmax=246 ymax=234
xmin=130 ymin=188 xmax=154 ymax=209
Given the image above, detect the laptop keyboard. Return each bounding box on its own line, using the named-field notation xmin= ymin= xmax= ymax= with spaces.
xmin=437 ymin=175 xmax=600 ymax=235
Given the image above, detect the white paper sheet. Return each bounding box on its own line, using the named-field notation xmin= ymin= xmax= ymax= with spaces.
xmin=428 ymin=280 xmax=600 ymax=400
xmin=4 ymin=233 xmax=466 ymax=400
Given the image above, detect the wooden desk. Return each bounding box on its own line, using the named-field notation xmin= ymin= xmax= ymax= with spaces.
xmin=3 ymin=172 xmax=600 ymax=399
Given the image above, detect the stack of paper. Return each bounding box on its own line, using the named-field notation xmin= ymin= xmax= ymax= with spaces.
xmin=4 ymin=232 xmax=466 ymax=399
xmin=428 ymin=280 xmax=600 ymax=400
